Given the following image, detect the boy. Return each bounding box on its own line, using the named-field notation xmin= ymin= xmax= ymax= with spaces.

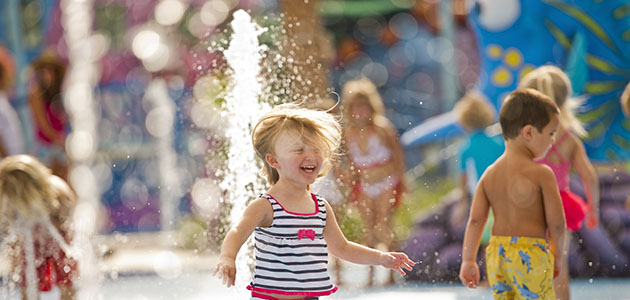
xmin=459 ymin=89 xmax=567 ymax=300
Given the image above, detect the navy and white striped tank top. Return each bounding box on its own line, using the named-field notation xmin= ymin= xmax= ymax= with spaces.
xmin=246 ymin=193 xmax=338 ymax=297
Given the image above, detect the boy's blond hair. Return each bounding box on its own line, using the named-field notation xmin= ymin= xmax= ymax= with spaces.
xmin=0 ymin=155 xmax=54 ymax=219
xmin=341 ymin=78 xmax=389 ymax=127
xmin=622 ymin=82 xmax=630 ymax=117
xmin=252 ymin=103 xmax=342 ymax=185
xmin=519 ymin=65 xmax=586 ymax=137
xmin=500 ymin=89 xmax=560 ymax=140
xmin=454 ymin=91 xmax=496 ymax=131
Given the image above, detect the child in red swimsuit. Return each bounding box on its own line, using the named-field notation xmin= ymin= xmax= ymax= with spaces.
xmin=519 ymin=65 xmax=600 ymax=300
xmin=0 ymin=155 xmax=77 ymax=300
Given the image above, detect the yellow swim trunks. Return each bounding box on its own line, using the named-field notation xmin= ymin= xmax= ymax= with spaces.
xmin=486 ymin=236 xmax=555 ymax=300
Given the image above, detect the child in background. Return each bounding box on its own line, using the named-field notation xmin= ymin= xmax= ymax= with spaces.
xmin=0 ymin=155 xmax=78 ymax=300
xmin=212 ymin=104 xmax=414 ymax=300
xmin=453 ymin=91 xmax=504 ymax=242
xmin=340 ymin=78 xmax=407 ymax=286
xmin=459 ymin=89 xmax=567 ymax=300
xmin=519 ymin=65 xmax=600 ymax=300
xmin=28 ymin=53 xmax=69 ymax=180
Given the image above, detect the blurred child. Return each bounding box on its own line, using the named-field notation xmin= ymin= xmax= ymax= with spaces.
xmin=28 ymin=52 xmax=69 ymax=180
xmin=459 ymin=89 xmax=567 ymax=300
xmin=0 ymin=46 xmax=25 ymax=159
xmin=520 ymin=65 xmax=600 ymax=300
xmin=0 ymin=155 xmax=78 ymax=300
xmin=212 ymin=104 xmax=414 ymax=299
xmin=309 ymin=97 xmax=349 ymax=286
xmin=453 ymin=91 xmax=504 ymax=242
xmin=340 ymin=78 xmax=407 ymax=286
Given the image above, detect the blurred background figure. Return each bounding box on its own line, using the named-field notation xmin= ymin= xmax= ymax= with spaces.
xmin=452 ymin=91 xmax=503 ymax=245
xmin=28 ymin=52 xmax=69 ymax=180
xmin=0 ymin=46 xmax=25 ymax=160
xmin=520 ymin=65 xmax=600 ymax=300
xmin=340 ymin=77 xmax=406 ymax=286
xmin=0 ymin=155 xmax=77 ymax=300
xmin=309 ymin=96 xmax=349 ymax=286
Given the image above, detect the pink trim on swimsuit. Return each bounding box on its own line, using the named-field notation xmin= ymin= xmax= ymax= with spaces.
xmin=265 ymin=193 xmax=319 ymax=216
xmin=247 ymin=285 xmax=338 ymax=297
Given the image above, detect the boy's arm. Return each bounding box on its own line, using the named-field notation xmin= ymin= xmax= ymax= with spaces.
xmin=212 ymin=197 xmax=272 ymax=287
xmin=459 ymin=175 xmax=490 ymax=288
xmin=539 ymin=167 xmax=567 ymax=276
xmin=571 ymin=139 xmax=600 ymax=228
xmin=323 ymin=200 xmax=414 ymax=275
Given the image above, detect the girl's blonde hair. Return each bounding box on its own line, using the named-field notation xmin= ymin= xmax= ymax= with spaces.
xmin=341 ymin=78 xmax=389 ymax=127
xmin=454 ymin=91 xmax=496 ymax=131
xmin=252 ymin=103 xmax=342 ymax=185
xmin=0 ymin=155 xmax=54 ymax=220
xmin=518 ymin=65 xmax=587 ymax=137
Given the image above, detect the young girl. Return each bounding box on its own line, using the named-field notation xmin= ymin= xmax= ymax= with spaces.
xmin=519 ymin=65 xmax=600 ymax=300
xmin=339 ymin=78 xmax=407 ymax=286
xmin=0 ymin=155 xmax=78 ymax=300
xmin=212 ymin=104 xmax=414 ymax=300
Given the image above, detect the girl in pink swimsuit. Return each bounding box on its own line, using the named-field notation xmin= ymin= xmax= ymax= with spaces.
xmin=340 ymin=78 xmax=406 ymax=286
xmin=520 ymin=65 xmax=600 ymax=300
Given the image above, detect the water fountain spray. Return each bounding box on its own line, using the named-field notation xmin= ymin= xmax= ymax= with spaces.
xmin=220 ymin=9 xmax=270 ymax=297
xmin=61 ymin=0 xmax=102 ymax=298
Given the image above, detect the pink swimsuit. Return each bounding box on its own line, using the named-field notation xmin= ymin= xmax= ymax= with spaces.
xmin=536 ymin=132 xmax=587 ymax=231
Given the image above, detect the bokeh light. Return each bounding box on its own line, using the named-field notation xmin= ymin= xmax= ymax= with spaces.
xmin=155 ymin=0 xmax=187 ymax=26
xmin=132 ymin=30 xmax=161 ymax=60
xmin=152 ymin=251 xmax=182 ymax=280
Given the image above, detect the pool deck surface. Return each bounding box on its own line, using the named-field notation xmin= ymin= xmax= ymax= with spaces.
xmin=2 ymin=231 xmax=630 ymax=299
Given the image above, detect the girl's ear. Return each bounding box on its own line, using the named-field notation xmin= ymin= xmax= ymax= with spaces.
xmin=265 ymin=153 xmax=279 ymax=169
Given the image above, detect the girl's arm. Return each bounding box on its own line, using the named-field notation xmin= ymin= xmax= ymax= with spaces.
xmin=212 ymin=197 xmax=272 ymax=287
xmin=323 ymin=200 xmax=414 ymax=275
xmin=571 ymin=137 xmax=600 ymax=228
xmin=380 ymin=121 xmax=406 ymax=177
xmin=459 ymin=174 xmax=490 ymax=288
xmin=540 ymin=166 xmax=567 ymax=277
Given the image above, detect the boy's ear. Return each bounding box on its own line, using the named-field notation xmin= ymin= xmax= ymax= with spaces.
xmin=521 ymin=124 xmax=534 ymax=141
xmin=265 ymin=153 xmax=279 ymax=169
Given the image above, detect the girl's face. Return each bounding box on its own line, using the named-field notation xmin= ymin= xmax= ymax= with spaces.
xmin=529 ymin=115 xmax=559 ymax=159
xmin=268 ymin=129 xmax=324 ymax=187
xmin=349 ymin=98 xmax=373 ymax=126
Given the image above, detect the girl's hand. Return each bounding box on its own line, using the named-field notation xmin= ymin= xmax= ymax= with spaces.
xmin=586 ymin=203 xmax=599 ymax=229
xmin=586 ymin=210 xmax=599 ymax=229
xmin=459 ymin=260 xmax=479 ymax=288
xmin=378 ymin=252 xmax=415 ymax=275
xmin=212 ymin=256 xmax=237 ymax=287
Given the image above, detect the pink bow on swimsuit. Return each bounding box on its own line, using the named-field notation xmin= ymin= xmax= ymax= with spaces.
xmin=298 ymin=229 xmax=315 ymax=240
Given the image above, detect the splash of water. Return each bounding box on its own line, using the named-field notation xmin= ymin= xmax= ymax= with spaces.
xmin=221 ymin=9 xmax=270 ymax=297
xmin=61 ymin=0 xmax=102 ymax=298
xmin=144 ymin=79 xmax=182 ymax=237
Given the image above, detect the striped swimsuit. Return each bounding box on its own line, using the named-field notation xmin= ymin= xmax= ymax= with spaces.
xmin=247 ymin=193 xmax=337 ymax=299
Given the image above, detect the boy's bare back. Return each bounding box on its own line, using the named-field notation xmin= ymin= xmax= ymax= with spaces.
xmin=480 ymin=153 xmax=561 ymax=239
